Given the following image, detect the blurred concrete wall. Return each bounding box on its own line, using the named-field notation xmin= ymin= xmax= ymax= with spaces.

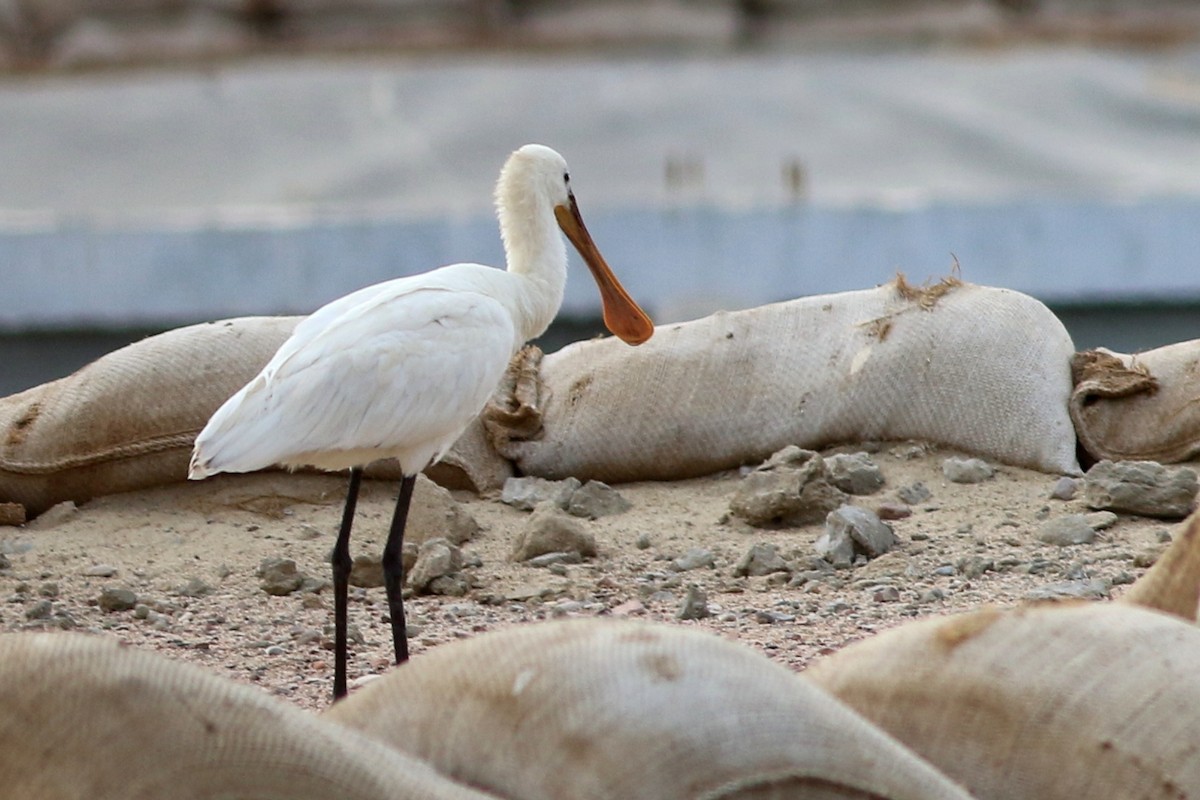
xmin=4 ymin=196 xmax=1200 ymax=331
xmin=4 ymin=0 xmax=1200 ymax=69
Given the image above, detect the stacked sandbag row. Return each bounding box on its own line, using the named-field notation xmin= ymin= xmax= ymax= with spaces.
xmin=4 ymin=276 xmax=1199 ymax=519
xmin=1 ymin=278 xmax=1087 ymax=518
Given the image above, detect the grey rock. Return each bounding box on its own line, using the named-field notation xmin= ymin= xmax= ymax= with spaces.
xmin=567 ymin=481 xmax=632 ymax=519
xmin=1084 ymin=460 xmax=1198 ymax=519
xmin=872 ymin=586 xmax=901 ymax=602
xmin=814 ymin=523 xmax=855 ymax=569
xmin=0 ymin=553 xmax=9 ymax=570
xmin=918 ymin=588 xmax=946 ymax=603
xmin=503 ymin=582 xmax=559 ymax=602
xmin=25 ymin=599 xmax=52 ymax=620
xmin=500 ymin=476 xmax=582 ymax=512
xmin=815 ymin=505 xmax=897 ymax=568
xmin=526 ymin=551 xmax=583 ymax=568
xmin=676 ymin=584 xmax=710 ymax=620
xmin=1036 ymin=515 xmax=1097 ymax=546
xmin=1111 ymin=571 xmax=1136 ymax=586
xmin=299 ymin=575 xmax=328 ymax=594
xmin=896 ymin=482 xmax=932 ymax=505
xmin=826 ymin=452 xmax=886 ymax=495
xmin=956 ymin=556 xmax=994 ymax=579
xmin=1133 ymin=547 xmax=1164 ymax=568
xmin=758 ymin=445 xmax=814 ymax=471
xmin=349 ymin=554 xmax=384 ymax=588
xmin=407 ymin=474 xmax=480 ymax=546
xmin=426 ymin=574 xmax=471 ymax=597
xmin=671 ymin=547 xmax=716 ymax=572
xmin=1024 ymin=579 xmax=1111 ymax=601
xmin=297 ymin=524 xmax=323 ymax=540
xmin=734 ymin=543 xmax=790 ymax=577
xmin=409 ymin=538 xmax=463 ymax=592
xmin=942 ymin=457 xmax=996 ymax=484
xmin=635 ymin=533 xmax=652 ymax=550
xmin=1083 ymin=511 xmax=1119 ymax=531
xmin=890 ymin=443 xmax=927 ymax=460
xmin=38 ymin=582 xmax=58 ymax=598
xmin=754 ymin=609 xmax=796 ymax=624
xmin=257 ymin=558 xmax=304 ymax=596
xmin=510 ymin=503 xmax=597 ymax=562
xmin=99 ymin=586 xmax=138 ymax=612
xmin=932 ymin=565 xmax=957 ymax=577
xmin=1050 ymin=476 xmax=1080 ymax=501
xmin=323 ymin=623 xmax=365 ymax=646
xmin=729 ymin=447 xmax=848 ymax=527
xmin=175 ymin=577 xmax=213 ymax=597
xmin=1060 ymin=561 xmax=1089 ymax=580
xmin=84 ymin=564 xmax=118 ymax=578
xmin=51 ymin=611 xmax=77 ymax=630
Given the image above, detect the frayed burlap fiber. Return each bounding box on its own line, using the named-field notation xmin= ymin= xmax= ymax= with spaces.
xmin=1071 ymin=343 xmax=1200 ymax=464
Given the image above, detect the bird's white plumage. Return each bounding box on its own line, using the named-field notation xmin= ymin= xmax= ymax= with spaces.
xmin=190 ymin=144 xmax=583 ymax=481
xmin=194 ymin=271 xmax=515 ymax=476
xmin=188 ymin=145 xmax=654 ymax=703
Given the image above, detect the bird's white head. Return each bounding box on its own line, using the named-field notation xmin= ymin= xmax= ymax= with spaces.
xmin=496 ymin=144 xmax=572 ymax=225
xmin=496 ymin=144 xmax=654 ymax=346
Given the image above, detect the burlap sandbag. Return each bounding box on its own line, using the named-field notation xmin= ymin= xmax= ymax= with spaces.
xmin=0 ymin=317 xmax=509 ymax=518
xmin=1071 ymin=343 xmax=1200 ymax=464
xmin=327 ymin=618 xmax=973 ymax=800
xmin=487 ymin=277 xmax=1081 ymax=480
xmin=0 ymin=632 xmax=497 ymax=800
xmin=0 ymin=318 xmax=299 ymax=517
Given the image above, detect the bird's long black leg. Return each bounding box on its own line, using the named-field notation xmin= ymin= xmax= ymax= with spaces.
xmin=382 ymin=474 xmax=417 ymax=665
xmin=331 ymin=467 xmax=363 ymax=702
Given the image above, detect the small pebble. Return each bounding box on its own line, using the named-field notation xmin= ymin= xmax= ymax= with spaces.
xmin=676 ymin=584 xmax=710 ymax=620
xmin=98 ymin=587 xmax=138 ymax=612
xmin=25 ymin=599 xmax=52 ymax=620
xmin=872 ymin=586 xmax=901 ymax=603
xmin=943 ymin=457 xmax=995 ymax=484
xmin=1050 ymin=477 xmax=1079 ymax=501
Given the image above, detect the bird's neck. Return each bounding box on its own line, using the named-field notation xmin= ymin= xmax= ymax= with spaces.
xmin=498 ymin=195 xmax=568 ymax=342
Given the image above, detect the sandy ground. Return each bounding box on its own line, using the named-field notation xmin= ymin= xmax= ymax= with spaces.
xmin=0 ymin=441 xmax=1173 ymax=711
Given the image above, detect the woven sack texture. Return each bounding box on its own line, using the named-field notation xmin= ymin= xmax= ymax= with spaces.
xmin=0 ymin=632 xmax=497 ymax=799
xmin=0 ymin=317 xmax=300 ymax=516
xmin=1071 ymin=343 xmax=1200 ymax=464
xmin=0 ymin=316 xmax=515 ymax=517
xmin=488 ymin=278 xmax=1080 ymax=480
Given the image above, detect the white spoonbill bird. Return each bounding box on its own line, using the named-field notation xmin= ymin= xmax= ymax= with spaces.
xmin=189 ymin=144 xmax=654 ymax=700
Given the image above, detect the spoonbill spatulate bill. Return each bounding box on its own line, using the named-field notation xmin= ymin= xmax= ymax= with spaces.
xmin=189 ymin=144 xmax=654 ymax=700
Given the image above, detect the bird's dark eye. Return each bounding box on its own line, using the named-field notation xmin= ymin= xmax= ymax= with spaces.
xmin=563 ymin=171 xmax=570 ymax=183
